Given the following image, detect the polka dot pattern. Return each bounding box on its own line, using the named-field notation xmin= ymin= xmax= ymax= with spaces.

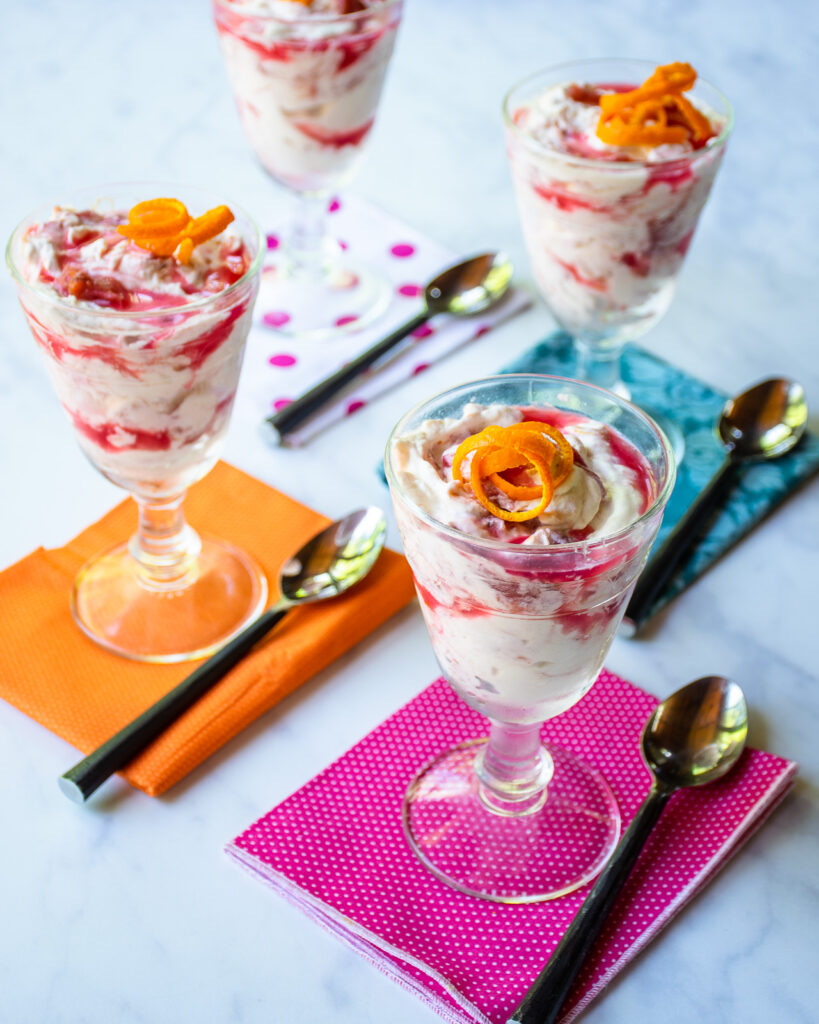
xmin=268 ymin=353 xmax=296 ymax=368
xmin=263 ymin=311 xmax=290 ymax=329
xmin=252 ymin=193 xmax=528 ymax=444
xmin=229 ymin=670 xmax=795 ymax=1023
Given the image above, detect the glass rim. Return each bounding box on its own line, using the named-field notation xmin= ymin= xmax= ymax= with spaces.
xmin=212 ymin=0 xmax=403 ymax=25
xmin=502 ymin=57 xmax=734 ymax=170
xmin=385 ymin=373 xmax=677 ymax=556
xmin=5 ymin=181 xmax=264 ymax=322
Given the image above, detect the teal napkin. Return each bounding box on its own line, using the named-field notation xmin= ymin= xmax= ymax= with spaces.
xmin=502 ymin=332 xmax=819 ymax=624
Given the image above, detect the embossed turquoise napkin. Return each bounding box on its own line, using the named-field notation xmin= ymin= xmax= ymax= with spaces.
xmin=502 ymin=332 xmax=819 ymax=624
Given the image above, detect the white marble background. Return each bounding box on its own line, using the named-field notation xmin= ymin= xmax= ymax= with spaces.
xmin=1 ymin=1 xmax=817 ymax=1021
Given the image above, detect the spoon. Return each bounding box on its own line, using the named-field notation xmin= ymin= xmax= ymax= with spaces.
xmin=625 ymin=377 xmax=807 ymax=632
xmin=508 ymin=675 xmax=748 ymax=1024
xmin=266 ymin=252 xmax=513 ymax=443
xmin=59 ymin=507 xmax=387 ymax=803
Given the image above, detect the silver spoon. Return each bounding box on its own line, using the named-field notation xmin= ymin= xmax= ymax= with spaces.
xmin=59 ymin=507 xmax=387 ymax=803
xmin=266 ymin=252 xmax=514 ymax=443
xmin=509 ymin=675 xmax=748 ymax=1024
xmin=625 ymin=377 xmax=807 ymax=632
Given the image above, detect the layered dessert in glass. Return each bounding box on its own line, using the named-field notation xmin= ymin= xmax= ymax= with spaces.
xmin=7 ymin=185 xmax=265 ymax=662
xmin=215 ymin=0 xmax=401 ymax=193
xmin=387 ymin=375 xmax=675 ymax=901
xmin=213 ymin=0 xmax=403 ymax=338
xmin=504 ymin=61 xmax=732 ymax=398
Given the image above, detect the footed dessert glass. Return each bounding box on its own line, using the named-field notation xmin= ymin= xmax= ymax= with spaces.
xmin=504 ymin=59 xmax=732 ymax=455
xmin=386 ymin=375 xmax=675 ymax=901
xmin=213 ymin=0 xmax=403 ymax=340
xmin=7 ymin=184 xmax=266 ymax=663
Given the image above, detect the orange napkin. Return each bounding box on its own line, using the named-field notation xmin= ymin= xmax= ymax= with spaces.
xmin=0 ymin=461 xmax=415 ymax=796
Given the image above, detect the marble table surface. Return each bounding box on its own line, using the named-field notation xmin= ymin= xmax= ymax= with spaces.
xmin=1 ymin=1 xmax=816 ymax=1021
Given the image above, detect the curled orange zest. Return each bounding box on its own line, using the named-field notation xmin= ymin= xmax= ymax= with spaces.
xmin=599 ymin=63 xmax=697 ymax=114
xmin=450 ymin=421 xmax=575 ymax=522
xmin=133 ymin=235 xmax=183 ymax=258
xmin=117 ymin=198 xmax=235 ymax=263
xmin=471 ymin=441 xmax=554 ymax=522
xmin=175 ymin=238 xmax=195 ymax=264
xmin=117 ymin=198 xmax=190 ymax=240
xmin=513 ymin=422 xmax=574 ymax=487
xmin=483 ymin=448 xmax=542 ymax=501
xmin=451 ymin=426 xmax=507 ymax=484
xmin=597 ymin=110 xmax=688 ymax=148
xmin=595 ymin=62 xmax=713 ymax=149
xmin=182 ymin=205 xmax=235 ymax=246
xmin=668 ymin=93 xmax=713 ymax=143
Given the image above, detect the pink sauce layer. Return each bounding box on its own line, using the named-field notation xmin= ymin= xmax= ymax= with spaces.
xmin=293 ymin=118 xmax=374 ymax=147
xmin=215 ymin=16 xmax=386 ymax=72
xmin=68 ymin=394 xmax=236 ymax=454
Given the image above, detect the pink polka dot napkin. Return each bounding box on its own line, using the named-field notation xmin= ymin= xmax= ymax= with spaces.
xmin=227 ymin=671 xmax=796 ymax=1023
xmin=242 ymin=195 xmax=530 ymax=445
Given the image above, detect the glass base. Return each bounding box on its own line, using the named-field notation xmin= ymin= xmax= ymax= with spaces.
xmin=259 ymin=251 xmax=390 ymax=342
xmin=403 ymin=739 xmax=620 ymax=903
xmin=572 ymin=340 xmax=686 ymax=463
xmin=71 ymin=537 xmax=268 ymax=663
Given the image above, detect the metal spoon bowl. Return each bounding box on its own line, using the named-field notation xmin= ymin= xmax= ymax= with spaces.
xmin=59 ymin=508 xmax=387 ymax=803
xmin=625 ymin=377 xmax=808 ymax=632
xmin=719 ymin=377 xmax=807 ymax=459
xmin=425 ymin=251 xmax=514 ymax=317
xmin=266 ymin=252 xmax=514 ymax=443
xmin=643 ymin=675 xmax=748 ymax=788
xmin=280 ymin=506 xmax=387 ymax=603
xmin=510 ymin=675 xmax=748 ymax=1024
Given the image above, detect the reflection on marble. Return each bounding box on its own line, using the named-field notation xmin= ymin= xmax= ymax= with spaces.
xmin=0 ymin=1 xmax=816 ymax=1022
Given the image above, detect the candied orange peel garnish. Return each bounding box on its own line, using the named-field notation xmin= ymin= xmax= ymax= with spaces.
xmin=595 ymin=62 xmax=714 ymax=149
xmin=118 ymin=198 xmax=190 ymax=240
xmin=451 ymin=421 xmax=574 ymax=523
xmin=117 ymin=199 xmax=235 ymax=264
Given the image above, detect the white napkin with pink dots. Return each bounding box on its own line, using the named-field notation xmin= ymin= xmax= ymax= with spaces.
xmin=240 ymin=194 xmax=530 ymax=445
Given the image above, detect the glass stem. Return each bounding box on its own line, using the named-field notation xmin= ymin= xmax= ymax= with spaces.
xmin=129 ymin=493 xmax=201 ymax=590
xmin=575 ymin=337 xmax=630 ymax=399
xmin=288 ymin=191 xmax=333 ymax=278
xmin=475 ymin=719 xmax=554 ymax=816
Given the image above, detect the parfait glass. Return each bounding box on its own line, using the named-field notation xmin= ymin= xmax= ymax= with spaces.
xmin=7 ymin=184 xmax=266 ymax=663
xmin=213 ymin=0 xmax=403 ymax=340
xmin=503 ymin=59 xmax=733 ymax=456
xmin=386 ymin=375 xmax=675 ymax=902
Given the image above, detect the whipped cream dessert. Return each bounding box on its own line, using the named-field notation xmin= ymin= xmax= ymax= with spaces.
xmin=390 ymin=403 xmax=659 ymax=724
xmin=13 ymin=204 xmax=258 ymax=497
xmin=214 ymin=0 xmax=401 ymax=192
xmin=505 ymin=65 xmax=728 ymax=342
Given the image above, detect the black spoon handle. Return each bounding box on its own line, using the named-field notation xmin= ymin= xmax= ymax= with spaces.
xmin=508 ymin=785 xmax=672 ymax=1024
xmin=265 ymin=310 xmax=430 ymax=442
xmin=625 ymin=456 xmax=738 ymax=632
xmin=59 ymin=603 xmax=290 ymax=803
